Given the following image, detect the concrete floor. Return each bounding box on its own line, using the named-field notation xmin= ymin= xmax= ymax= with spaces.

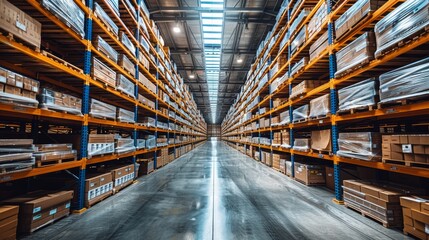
xmin=24 ymin=141 xmax=410 ymax=240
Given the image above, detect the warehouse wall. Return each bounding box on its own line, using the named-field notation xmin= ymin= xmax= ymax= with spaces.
xmin=207 ymin=125 xmax=221 ymax=138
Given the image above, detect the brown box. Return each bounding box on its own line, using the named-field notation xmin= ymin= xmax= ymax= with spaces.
xmin=400 ymin=196 xmax=429 ymax=212
xmin=412 ymin=209 xmax=429 ymax=225
xmin=415 ymin=155 xmax=427 ymax=163
xmin=361 ymin=185 xmax=380 ymax=198
xmin=421 ymin=136 xmax=429 ymax=145
xmin=343 ymin=180 xmax=365 ymax=192
xmin=403 ymin=207 xmax=412 ymax=217
xmin=409 ymin=135 xmax=421 ymax=145
xmin=404 ymin=154 xmax=415 ymax=162
xmin=92 ymin=57 xmax=117 ymax=87
xmin=0 ymin=0 xmax=42 ymax=48
xmin=403 ymin=224 xmax=427 ymax=240
xmin=403 ymin=215 xmax=413 ymax=226
xmin=4 ymin=85 xmax=21 ymax=96
xmin=311 ymin=129 xmax=331 ymax=151
xmin=414 ymin=145 xmax=426 ymax=154
xmin=294 ymin=162 xmax=325 ymax=185
xmin=422 ymin=203 xmax=429 ymax=215
xmin=379 ymin=191 xmax=402 ymax=203
xmin=118 ymin=54 xmax=135 ymax=76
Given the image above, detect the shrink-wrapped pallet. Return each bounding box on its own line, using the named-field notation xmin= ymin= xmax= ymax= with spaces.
xmin=92 ymin=58 xmax=116 ymax=87
xmin=279 ymin=110 xmax=290 ymax=125
xmin=337 ymin=132 xmax=381 ymax=161
xmin=289 ymin=9 xmax=310 ymax=37
xmin=94 ymin=2 xmax=118 ymax=35
xmin=308 ymin=1 xmax=327 ymax=38
xmin=144 ymin=135 xmax=156 ymax=149
xmin=39 ymin=88 xmax=82 ymax=115
xmin=94 ymin=36 xmax=118 ymax=62
xmin=140 ymin=35 xmax=150 ymax=53
xmin=141 ymin=117 xmax=156 ymax=127
xmin=291 ymin=26 xmax=306 ymax=55
xmin=290 ymin=57 xmax=308 ymax=77
xmin=116 ymin=74 xmax=135 ymax=97
xmin=115 ymin=138 xmax=135 ymax=154
xmin=293 ymin=138 xmax=310 ymax=152
xmin=309 ymin=93 xmax=330 ymax=118
xmin=117 ymin=108 xmax=135 ymax=123
xmin=335 ymin=0 xmax=386 ymax=40
xmin=89 ymin=99 xmax=116 ymax=120
xmin=88 ymin=134 xmax=115 ymax=157
xmin=290 ymin=80 xmax=322 ymax=99
xmin=374 ymin=0 xmax=429 ymax=58
xmin=338 ymin=78 xmax=377 ymax=112
xmin=292 ymin=104 xmax=309 ymax=122
xmin=310 ymin=31 xmax=328 ymax=61
xmin=379 ymin=57 xmax=429 ymax=103
xmin=41 ymin=0 xmax=85 ymax=38
xmin=335 ymin=32 xmax=376 ymax=78
xmin=136 ymin=139 xmax=146 ymax=149
xmin=118 ymin=54 xmax=135 ymax=76
xmin=106 ymin=0 xmax=119 ymax=16
xmin=0 ymin=139 xmax=35 ymax=174
xmin=120 ymin=32 xmax=136 ymax=56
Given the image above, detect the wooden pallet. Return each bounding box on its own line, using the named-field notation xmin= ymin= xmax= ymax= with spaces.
xmin=338 ymin=105 xmax=375 ymax=115
xmin=311 ymin=149 xmax=332 ymax=156
xmin=383 ymin=159 xmax=429 ymax=169
xmin=40 ymin=106 xmax=82 ymax=115
xmin=294 ymin=178 xmax=325 ymax=186
xmin=30 ymin=212 xmax=70 ymax=233
xmin=41 ymin=50 xmax=83 ymax=73
xmin=86 ymin=192 xmax=113 ymax=208
xmin=92 ymin=76 xmax=116 ymax=89
xmin=308 ymin=113 xmax=331 ymax=120
xmin=292 ymin=118 xmax=308 ymax=124
xmin=375 ymin=25 xmax=429 ymax=59
xmin=36 ymin=157 xmax=77 ymax=168
xmin=0 ymin=30 xmax=40 ymax=52
xmin=335 ymin=57 xmax=373 ymax=79
xmin=344 ymin=202 xmax=401 ymax=228
xmin=0 ymin=166 xmax=32 ymax=175
xmin=378 ymin=94 xmax=429 ymax=109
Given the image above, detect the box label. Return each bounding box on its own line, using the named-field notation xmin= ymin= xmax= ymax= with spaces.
xmin=33 ymin=214 xmax=42 ymax=221
xmin=33 ymin=206 xmax=41 ymax=214
xmin=49 ymin=208 xmax=57 ymax=215
xmin=15 ymin=21 xmax=27 ymax=32
xmin=402 ymin=144 xmax=412 ymax=153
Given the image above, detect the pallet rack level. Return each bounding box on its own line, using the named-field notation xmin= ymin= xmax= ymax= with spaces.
xmin=221 ymin=0 xmax=429 ymax=203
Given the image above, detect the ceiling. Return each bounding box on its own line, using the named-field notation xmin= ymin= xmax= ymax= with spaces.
xmin=146 ymin=0 xmax=283 ymax=123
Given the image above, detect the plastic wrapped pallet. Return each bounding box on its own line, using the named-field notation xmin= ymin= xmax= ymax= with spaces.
xmin=89 ymin=99 xmax=116 ymax=120
xmin=139 ymin=51 xmax=150 ymax=70
xmin=118 ymin=54 xmax=135 ymax=76
xmin=136 ymin=139 xmax=146 ymax=149
xmin=41 ymin=0 xmax=85 ymax=38
xmin=308 ymin=1 xmax=327 ymax=38
xmin=293 ymin=104 xmax=309 ymax=122
xmin=144 ymin=135 xmax=156 ymax=149
xmin=92 ymin=58 xmax=116 ymax=87
xmin=94 ymin=36 xmax=118 ymax=62
xmin=280 ymin=30 xmax=289 ymax=50
xmin=88 ymin=134 xmax=115 ymax=157
xmin=120 ymin=32 xmax=136 ymax=55
xmin=281 ymin=130 xmax=291 ymax=148
xmin=335 ymin=0 xmax=386 ymax=40
xmin=141 ymin=117 xmax=156 ymax=127
xmin=140 ymin=36 xmax=150 ymax=53
xmin=0 ymin=0 xmax=42 ymax=48
xmin=335 ymin=32 xmax=376 ymax=78
xmin=291 ymin=26 xmax=306 ymax=55
xmin=290 ymin=80 xmax=322 ymax=99
xmin=106 ymin=0 xmax=119 ymax=16
xmin=309 ymin=93 xmax=330 ymax=118
xmin=94 ymin=2 xmax=118 ymax=36
xmin=291 ymin=0 xmax=303 ymax=17
xmin=39 ymin=88 xmax=82 ymax=115
xmin=310 ymin=31 xmax=328 ymax=61
xmin=115 ymin=138 xmax=135 ymax=154
xmin=337 ymin=132 xmax=381 ymax=161
xmin=374 ymin=0 xmax=429 ymax=58
xmin=279 ymin=110 xmax=290 ymax=125
xmin=117 ymin=108 xmax=135 ymax=123
xmin=289 ymin=8 xmax=310 ymax=37
xmin=138 ymin=94 xmax=155 ymax=109
xmin=311 ymin=129 xmax=331 ymax=152
xmin=123 ymin=0 xmax=137 ymax=18
xmin=293 ymin=138 xmax=310 ymax=152
xmin=0 ymin=139 xmax=35 ymax=174
xmin=379 ymin=57 xmax=429 ymax=104
xmin=116 ymin=74 xmax=135 ymax=97
xmin=338 ymin=78 xmax=376 ymax=112
xmin=290 ymin=57 xmax=308 ymax=77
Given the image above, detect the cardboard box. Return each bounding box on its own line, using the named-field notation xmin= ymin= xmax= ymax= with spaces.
xmin=294 ymin=162 xmax=325 ymax=185
xmin=403 ymin=224 xmax=427 ymax=240
xmin=414 ymin=145 xmax=426 ymax=154
xmin=311 ymin=129 xmax=331 ymax=151
xmin=400 ymin=196 xmax=429 ymax=212
xmin=343 ymin=180 xmax=365 ymax=192
xmin=409 ymin=135 xmax=421 ymax=145
xmin=423 ymin=203 xmax=429 ymax=215
xmin=404 ymin=154 xmax=415 ymax=162
xmin=361 ymin=185 xmax=380 ymax=198
xmin=412 ymin=209 xmax=429 ymax=225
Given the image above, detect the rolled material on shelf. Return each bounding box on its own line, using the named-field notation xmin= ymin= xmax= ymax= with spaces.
xmin=379 ymin=57 xmax=429 ymax=103
xmin=311 ymin=129 xmax=331 ymax=151
xmin=293 ymin=138 xmax=311 ymax=152
xmin=374 ymin=0 xmax=429 ymax=58
xmin=335 ymin=32 xmax=376 ymax=78
xmin=89 ymin=99 xmax=116 ymax=120
xmin=94 ymin=36 xmax=118 ymax=62
xmin=94 ymin=2 xmax=118 ymax=36
xmin=335 ymin=0 xmax=386 ymax=40
xmin=39 ymin=88 xmax=82 ymax=115
xmin=116 ymin=74 xmax=135 ymax=97
xmin=117 ymin=108 xmax=135 ymax=123
xmin=41 ymin=0 xmax=85 ymax=38
xmin=338 ymin=78 xmax=377 ymax=112
xmin=337 ymin=132 xmax=382 ymax=161
xmin=309 ymin=93 xmax=330 ymax=118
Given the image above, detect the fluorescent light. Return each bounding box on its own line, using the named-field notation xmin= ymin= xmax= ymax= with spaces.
xmin=173 ymin=22 xmax=181 ymax=33
xmin=237 ymin=56 xmax=243 ymax=63
xmin=189 ymin=73 xmax=195 ymax=79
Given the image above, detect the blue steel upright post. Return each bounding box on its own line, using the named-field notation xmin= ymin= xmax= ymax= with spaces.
xmin=154 ymin=45 xmax=160 ymax=169
xmin=327 ymin=4 xmax=343 ymax=203
xmin=74 ymin=0 xmax=93 ymax=211
xmin=133 ymin=3 xmax=140 ymax=178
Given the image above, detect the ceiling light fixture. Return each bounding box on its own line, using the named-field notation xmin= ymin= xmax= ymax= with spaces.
xmin=237 ymin=55 xmax=243 ymax=63
xmin=173 ymin=22 xmax=181 ymax=33
xmin=189 ymin=72 xmax=195 ymax=79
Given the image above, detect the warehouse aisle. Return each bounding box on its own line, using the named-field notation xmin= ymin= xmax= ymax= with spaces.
xmin=24 ymin=141 xmax=408 ymax=240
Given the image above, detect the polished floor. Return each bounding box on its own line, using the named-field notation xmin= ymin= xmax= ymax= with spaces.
xmin=24 ymin=141 xmax=409 ymax=240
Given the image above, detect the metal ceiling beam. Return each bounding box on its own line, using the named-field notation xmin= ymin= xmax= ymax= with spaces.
xmin=171 ymin=49 xmax=256 ymax=55
xmin=178 ymin=66 xmax=249 ymax=72
xmin=150 ymin=7 xmax=276 ymax=16
xmin=152 ymin=16 xmax=274 ymax=24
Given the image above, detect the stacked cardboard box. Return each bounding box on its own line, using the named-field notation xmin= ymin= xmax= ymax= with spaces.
xmin=400 ymin=196 xmax=429 ymax=239
xmin=309 ymin=93 xmax=330 ymax=118
xmin=343 ymin=180 xmax=423 ymax=227
xmin=294 ymin=162 xmax=325 ymax=185
xmin=279 ymin=159 xmax=286 ymax=174
xmin=94 ymin=2 xmax=118 ymax=35
xmin=109 ymin=164 xmax=135 ymax=192
xmin=337 ymin=132 xmax=381 ymax=161
xmin=0 ymin=0 xmax=42 ymax=48
xmin=94 ymin=35 xmax=118 ymax=62
xmin=158 ymin=148 xmax=169 ymax=167
xmin=137 ymin=158 xmax=154 ymax=175
xmin=0 ymin=67 xmax=40 ymax=107
xmin=33 ymin=144 xmax=77 ymax=167
xmin=89 ymin=99 xmax=116 ymax=120
xmin=382 ymin=135 xmax=429 ymax=164
xmin=0 ymin=205 xmax=18 ymax=240
xmin=138 ymin=94 xmax=155 ymax=109
xmin=92 ymin=58 xmax=116 ymax=87
xmin=273 ymin=132 xmax=282 ymax=146
xmin=310 ymin=31 xmax=328 ymax=62
xmin=88 ymin=134 xmax=115 ymax=157
xmin=139 ymin=73 xmax=156 ymax=93
xmin=39 ymin=88 xmax=82 ymax=115
xmin=3 ymin=190 xmax=73 ymax=234
xmin=290 ymin=80 xmax=322 ymax=99
xmin=85 ymin=172 xmax=113 ymax=207
xmin=118 ymin=54 xmax=135 ymax=76
xmin=272 ymin=153 xmax=283 ymax=170
xmin=281 ymin=130 xmax=290 ymax=147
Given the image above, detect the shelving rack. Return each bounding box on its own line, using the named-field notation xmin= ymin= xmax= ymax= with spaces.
xmin=221 ymin=0 xmax=429 ymax=203
xmin=0 ymin=0 xmax=207 ymax=210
